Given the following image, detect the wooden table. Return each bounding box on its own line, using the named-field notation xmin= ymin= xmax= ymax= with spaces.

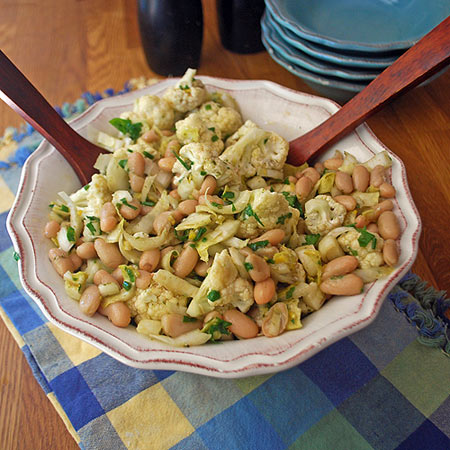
xmin=1 ymin=1 xmax=449 ymax=448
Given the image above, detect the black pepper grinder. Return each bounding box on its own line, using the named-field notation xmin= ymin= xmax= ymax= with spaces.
xmin=137 ymin=0 xmax=203 ymax=76
xmin=216 ymin=0 xmax=265 ymax=54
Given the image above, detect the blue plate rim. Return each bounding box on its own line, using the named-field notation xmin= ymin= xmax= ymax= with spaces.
xmin=265 ymin=0 xmax=446 ymax=52
xmin=265 ymin=8 xmax=398 ymax=68
xmin=261 ymin=32 xmax=366 ymax=93
xmin=262 ymin=13 xmax=379 ymax=81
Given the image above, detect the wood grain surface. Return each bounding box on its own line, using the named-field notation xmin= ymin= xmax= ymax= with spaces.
xmin=0 ymin=1 xmax=449 ymax=449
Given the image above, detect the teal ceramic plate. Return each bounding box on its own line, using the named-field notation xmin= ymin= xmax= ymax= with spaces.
xmin=261 ymin=32 xmax=367 ymax=102
xmin=265 ymin=0 xmax=450 ymax=53
xmin=262 ymin=12 xmax=380 ymax=81
xmin=266 ymin=8 xmax=400 ymax=69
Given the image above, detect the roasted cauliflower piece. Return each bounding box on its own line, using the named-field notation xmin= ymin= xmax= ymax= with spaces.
xmin=220 ymin=120 xmax=288 ymax=180
xmin=132 ymin=94 xmax=175 ymax=130
xmin=237 ymin=189 xmax=299 ymax=239
xmin=304 ymin=195 xmax=346 ymax=235
xmin=337 ymin=229 xmax=384 ymax=269
xmin=198 ymin=101 xmax=243 ymax=137
xmin=186 ymin=249 xmax=253 ymax=317
xmin=163 ymin=68 xmax=208 ymax=113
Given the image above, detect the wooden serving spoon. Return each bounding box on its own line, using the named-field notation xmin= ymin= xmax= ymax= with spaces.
xmin=287 ymin=15 xmax=450 ymax=165
xmin=0 ymin=15 xmax=449 ymax=184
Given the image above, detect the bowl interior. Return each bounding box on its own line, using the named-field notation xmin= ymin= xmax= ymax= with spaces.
xmin=7 ymin=77 xmax=420 ymax=377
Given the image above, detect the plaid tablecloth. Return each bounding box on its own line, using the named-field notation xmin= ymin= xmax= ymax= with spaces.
xmin=1 ymin=88 xmax=449 ymax=450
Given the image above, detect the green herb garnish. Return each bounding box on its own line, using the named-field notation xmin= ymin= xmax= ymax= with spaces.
xmin=281 ymin=192 xmax=304 ymax=217
xmin=204 ymin=104 xmax=212 ymax=111
xmin=222 ymin=191 xmax=235 ymax=200
xmin=244 ymin=262 xmax=253 ymax=271
xmin=200 ymin=170 xmax=207 ymax=176
xmin=86 ymin=216 xmax=99 ymax=221
xmin=86 ymin=222 xmax=96 ymax=234
xmin=358 ymin=227 xmax=377 ymax=248
xmin=109 ymin=118 xmax=143 ymax=141
xmin=211 ymin=202 xmax=223 ymax=209
xmin=183 ymin=315 xmax=197 ymax=323
xmin=142 ymin=151 xmax=154 ymax=159
xmin=202 ymin=317 xmax=231 ymax=342
xmin=174 ymin=228 xmax=189 ymax=242
xmin=286 ymin=286 xmax=295 ymax=300
xmin=267 ymin=258 xmax=275 ymax=264
xmin=211 ymin=135 xmax=219 ymax=142
xmin=193 ymin=227 xmax=207 ymax=242
xmin=13 ymin=252 xmax=20 ymax=261
xmin=123 ymin=280 xmax=132 ymax=291
xmin=276 ymin=212 xmax=293 ymax=225
xmin=60 ymin=204 xmax=69 ymax=213
xmin=263 ymin=138 xmax=268 ymax=144
xmin=283 ymin=177 xmax=290 ymax=185
xmin=248 ymin=240 xmax=269 ymax=251
xmin=141 ymin=200 xmax=156 ymax=207
xmin=208 ymin=127 xmax=216 ymax=132
xmin=172 ymin=150 xmax=192 ymax=170
xmin=179 ymin=84 xmax=190 ymax=90
xmin=242 ymin=204 xmax=264 ymax=226
xmin=124 ymin=267 xmax=136 ymax=283
xmin=349 ymin=248 xmax=358 ymax=256
xmin=120 ymin=198 xmax=137 ymax=210
xmin=66 ymin=226 xmax=75 ymax=242
xmin=207 ymin=290 xmax=221 ymax=302
xmin=83 ymin=184 xmax=90 ymax=191
xmin=305 ymin=234 xmax=320 ymax=246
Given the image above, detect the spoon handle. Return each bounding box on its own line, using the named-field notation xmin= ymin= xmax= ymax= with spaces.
xmin=287 ymin=15 xmax=450 ymax=165
xmin=0 ymin=50 xmax=98 ymax=184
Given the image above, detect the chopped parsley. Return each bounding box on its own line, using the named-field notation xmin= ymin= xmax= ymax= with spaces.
xmin=60 ymin=204 xmax=69 ymax=213
xmin=127 ymin=148 xmax=133 ymax=153
xmin=204 ymin=104 xmax=212 ymax=110
xmin=200 ymin=170 xmax=207 ymax=176
xmin=86 ymin=222 xmax=97 ymax=234
xmin=286 ymin=286 xmax=295 ymax=299
xmin=211 ymin=135 xmax=219 ymax=142
xmin=183 ymin=315 xmax=197 ymax=323
xmin=207 ymin=290 xmax=221 ymax=302
xmin=276 ymin=212 xmax=293 ymax=225
xmin=66 ymin=226 xmax=75 ymax=242
xmin=142 ymin=151 xmax=154 ymax=159
xmin=193 ymin=227 xmax=207 ymax=242
xmin=305 ymin=233 xmax=320 ymax=246
xmin=124 ymin=267 xmax=136 ymax=283
xmin=281 ymin=192 xmax=304 ymax=217
xmin=174 ymin=228 xmax=189 ymax=242
xmin=283 ymin=177 xmax=290 ymax=185
xmin=244 ymin=262 xmax=254 ymax=271
xmin=179 ymin=84 xmax=190 ymax=90
xmin=222 ymin=191 xmax=235 ymax=200
xmin=242 ymin=204 xmax=264 ymax=226
xmin=263 ymin=137 xmax=268 ymax=144
xmin=13 ymin=251 xmax=20 ymax=261
xmin=120 ymin=198 xmax=137 ymax=210
xmin=346 ymin=224 xmax=377 ymax=249
xmin=208 ymin=127 xmax=216 ymax=132
xmin=141 ymin=200 xmax=156 ymax=207
xmin=86 ymin=216 xmax=99 ymax=221
xmin=248 ymin=240 xmax=269 ymax=251
xmin=231 ymin=203 xmax=236 ymax=212
xmin=118 ymin=159 xmax=128 ymax=170
xmin=349 ymin=248 xmax=358 ymax=256
xmin=83 ymin=184 xmax=90 ymax=191
xmin=172 ymin=150 xmax=192 ymax=170
xmin=211 ymin=201 xmax=223 ymax=209
xmin=267 ymin=258 xmax=275 ymax=264
xmin=109 ymin=118 xmax=143 ymax=141
xmin=123 ymin=280 xmax=132 ymax=291
xmin=202 ymin=317 xmax=231 ymax=342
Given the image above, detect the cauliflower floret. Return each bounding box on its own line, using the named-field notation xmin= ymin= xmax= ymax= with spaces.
xmin=128 ymin=277 xmax=188 ymax=323
xmin=175 ymin=112 xmax=224 ymax=153
xmin=337 ymin=229 xmax=384 ymax=269
xmin=132 ymin=95 xmax=175 ymax=130
xmin=198 ymin=101 xmax=243 ymax=137
xmin=163 ymin=68 xmax=207 ymax=113
xmin=70 ymin=174 xmax=111 ymax=217
xmin=304 ymin=195 xmax=346 ymax=235
xmin=186 ymin=250 xmax=254 ymax=317
xmin=220 ymin=120 xmax=289 ymax=179
xmin=209 ymin=91 xmax=241 ymax=111
xmin=172 ymin=143 xmax=240 ymax=193
xmin=270 ymin=246 xmax=306 ymax=285
xmin=237 ymin=189 xmax=299 ymax=239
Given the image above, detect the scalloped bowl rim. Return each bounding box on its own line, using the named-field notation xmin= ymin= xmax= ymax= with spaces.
xmin=7 ymin=77 xmax=421 ymax=378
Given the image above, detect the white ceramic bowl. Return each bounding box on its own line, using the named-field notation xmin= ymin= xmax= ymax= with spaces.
xmin=7 ymin=77 xmax=421 ymax=378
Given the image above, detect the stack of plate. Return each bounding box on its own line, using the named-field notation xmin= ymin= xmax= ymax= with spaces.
xmin=262 ymin=0 xmax=450 ymax=102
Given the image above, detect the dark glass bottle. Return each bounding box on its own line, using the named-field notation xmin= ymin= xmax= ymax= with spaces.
xmin=216 ymin=0 xmax=265 ymax=54
xmin=137 ymin=0 xmax=203 ymax=76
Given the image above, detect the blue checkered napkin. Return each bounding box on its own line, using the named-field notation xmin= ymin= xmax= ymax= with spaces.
xmin=1 ymin=202 xmax=449 ymax=450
